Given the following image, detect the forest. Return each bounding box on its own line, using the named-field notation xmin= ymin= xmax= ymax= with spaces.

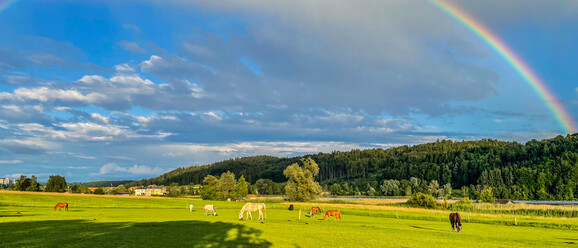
xmin=127 ymin=134 xmax=578 ymax=200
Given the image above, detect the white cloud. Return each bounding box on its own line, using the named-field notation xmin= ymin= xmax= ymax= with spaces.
xmin=0 ymin=160 xmax=23 ymax=164
xmin=91 ymin=113 xmax=110 ymax=124
xmin=1 ymin=87 xmax=107 ymax=104
xmin=117 ymin=40 xmax=146 ymax=54
xmin=97 ymin=163 xmax=165 ymax=175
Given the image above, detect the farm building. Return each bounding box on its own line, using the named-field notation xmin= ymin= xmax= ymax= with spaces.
xmin=134 ymin=187 xmax=166 ymax=196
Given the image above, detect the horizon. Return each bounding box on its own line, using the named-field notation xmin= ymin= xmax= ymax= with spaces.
xmin=1 ymin=0 xmax=577 ymax=182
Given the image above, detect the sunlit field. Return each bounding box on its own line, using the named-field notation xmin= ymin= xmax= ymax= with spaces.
xmin=1 ymin=191 xmax=577 ymax=247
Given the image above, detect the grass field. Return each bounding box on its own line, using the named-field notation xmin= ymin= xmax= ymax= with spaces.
xmin=1 ymin=191 xmax=577 ymax=247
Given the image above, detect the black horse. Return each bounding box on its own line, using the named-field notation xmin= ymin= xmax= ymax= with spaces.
xmin=288 ymin=204 xmax=294 ymax=211
xmin=449 ymin=212 xmax=462 ymax=232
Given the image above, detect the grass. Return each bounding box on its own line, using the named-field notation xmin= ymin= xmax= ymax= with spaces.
xmin=1 ymin=191 xmax=577 ymax=247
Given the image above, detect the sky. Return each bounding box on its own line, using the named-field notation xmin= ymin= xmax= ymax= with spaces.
xmin=0 ymin=0 xmax=577 ymax=182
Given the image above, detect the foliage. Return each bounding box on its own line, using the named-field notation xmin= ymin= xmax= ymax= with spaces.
xmin=219 ymin=171 xmax=236 ymax=200
xmin=284 ymin=157 xmax=322 ymax=201
xmin=454 ymin=197 xmax=473 ymax=205
xmin=127 ymin=134 xmax=578 ymax=201
xmin=255 ymin=179 xmax=276 ymax=195
xmin=233 ymin=175 xmax=248 ymax=199
xmin=93 ymin=188 xmax=105 ymax=195
xmin=406 ymin=192 xmax=437 ymax=209
xmin=45 ymin=175 xmax=67 ymax=193
xmin=200 ymin=175 xmax=220 ymax=200
xmin=480 ymin=187 xmax=495 ymax=203
xmin=330 ymin=184 xmax=342 ymax=195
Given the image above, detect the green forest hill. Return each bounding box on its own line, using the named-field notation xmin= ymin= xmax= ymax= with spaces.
xmin=126 ymin=134 xmax=578 ymax=200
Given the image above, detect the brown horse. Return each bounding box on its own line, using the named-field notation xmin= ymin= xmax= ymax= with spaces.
xmin=449 ymin=212 xmax=461 ymax=232
xmin=324 ymin=210 xmax=341 ymax=221
xmin=310 ymin=207 xmax=322 ymax=217
xmin=54 ymin=202 xmax=68 ymax=211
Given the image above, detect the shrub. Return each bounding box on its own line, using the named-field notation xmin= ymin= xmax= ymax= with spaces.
xmin=407 ymin=192 xmax=437 ymax=209
xmin=454 ymin=197 xmax=473 ymax=205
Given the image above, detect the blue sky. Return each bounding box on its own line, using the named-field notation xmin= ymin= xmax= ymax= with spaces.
xmin=0 ymin=0 xmax=577 ymax=182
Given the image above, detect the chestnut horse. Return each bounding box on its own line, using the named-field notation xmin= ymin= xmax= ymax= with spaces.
xmin=449 ymin=212 xmax=462 ymax=232
xmin=54 ymin=202 xmax=68 ymax=211
xmin=310 ymin=207 xmax=322 ymax=217
xmin=324 ymin=210 xmax=341 ymax=221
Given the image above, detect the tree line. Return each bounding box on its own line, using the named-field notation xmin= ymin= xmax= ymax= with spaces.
xmin=127 ymin=134 xmax=578 ymax=200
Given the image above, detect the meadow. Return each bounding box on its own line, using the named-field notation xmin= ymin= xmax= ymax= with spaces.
xmin=0 ymin=191 xmax=577 ymax=248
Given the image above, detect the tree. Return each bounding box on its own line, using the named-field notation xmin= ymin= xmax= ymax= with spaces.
xmin=284 ymin=157 xmax=322 ymax=201
xmin=255 ymin=179 xmax=275 ymax=195
xmin=93 ymin=188 xmax=105 ymax=195
xmin=167 ymin=182 xmax=179 ymax=197
xmin=200 ymin=175 xmax=220 ymax=200
xmin=461 ymin=186 xmax=469 ymax=198
xmin=25 ymin=175 xmax=39 ymax=192
xmin=428 ymin=180 xmax=439 ymax=196
xmin=367 ymin=186 xmax=376 ymax=196
xmin=442 ymin=183 xmax=452 ymax=198
xmin=219 ymin=171 xmax=237 ymax=200
xmin=233 ymin=175 xmax=249 ymax=199
xmin=45 ymin=175 xmax=67 ymax=193
xmin=480 ymin=187 xmax=495 ymax=203
xmin=330 ymin=184 xmax=342 ymax=195
xmin=17 ymin=175 xmax=31 ymax=191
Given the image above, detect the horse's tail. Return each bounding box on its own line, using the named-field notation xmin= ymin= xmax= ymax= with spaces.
xmin=263 ymin=203 xmax=267 ymax=219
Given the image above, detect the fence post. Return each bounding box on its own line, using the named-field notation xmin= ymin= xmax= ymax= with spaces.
xmin=299 ymin=208 xmax=302 ymax=221
xmin=468 ymin=212 xmax=470 ymax=223
xmin=514 ymin=214 xmax=517 ymax=226
xmin=396 ymin=210 xmax=398 ymax=219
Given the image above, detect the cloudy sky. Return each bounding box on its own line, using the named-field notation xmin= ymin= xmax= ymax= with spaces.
xmin=1 ymin=0 xmax=577 ymax=182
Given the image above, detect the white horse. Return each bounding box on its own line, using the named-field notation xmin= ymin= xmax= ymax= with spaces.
xmin=204 ymin=204 xmax=217 ymax=216
xmin=189 ymin=204 xmax=194 ymax=212
xmin=238 ymin=202 xmax=266 ymax=221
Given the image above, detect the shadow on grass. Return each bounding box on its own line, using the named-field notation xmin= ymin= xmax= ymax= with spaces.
xmin=0 ymin=220 xmax=272 ymax=248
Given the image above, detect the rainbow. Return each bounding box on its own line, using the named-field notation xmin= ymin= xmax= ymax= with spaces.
xmin=428 ymin=0 xmax=576 ymax=134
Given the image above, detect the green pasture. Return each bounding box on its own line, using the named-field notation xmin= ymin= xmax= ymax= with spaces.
xmin=0 ymin=192 xmax=577 ymax=248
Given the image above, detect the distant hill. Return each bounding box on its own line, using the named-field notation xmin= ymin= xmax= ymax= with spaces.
xmin=127 ymin=134 xmax=578 ymax=200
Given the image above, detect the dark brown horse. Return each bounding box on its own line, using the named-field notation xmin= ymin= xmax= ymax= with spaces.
xmin=54 ymin=202 xmax=68 ymax=211
xmin=310 ymin=206 xmax=322 ymax=217
xmin=324 ymin=210 xmax=341 ymax=221
xmin=449 ymin=212 xmax=461 ymax=232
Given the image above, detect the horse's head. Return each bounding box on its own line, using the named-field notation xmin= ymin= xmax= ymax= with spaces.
xmin=457 ymin=224 xmax=462 ymax=232
xmin=239 ymin=213 xmax=244 ymax=220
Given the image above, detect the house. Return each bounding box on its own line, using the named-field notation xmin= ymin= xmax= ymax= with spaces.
xmin=494 ymin=199 xmax=514 ymax=204
xmin=117 ymin=191 xmax=130 ymax=196
xmin=134 ymin=187 xmax=166 ymax=196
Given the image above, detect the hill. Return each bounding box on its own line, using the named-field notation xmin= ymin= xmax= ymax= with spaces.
xmin=128 ymin=134 xmax=578 ymax=200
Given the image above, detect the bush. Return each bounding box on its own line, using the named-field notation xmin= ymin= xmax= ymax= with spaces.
xmin=407 ymin=192 xmax=437 ymax=209
xmin=93 ymin=188 xmax=105 ymax=195
xmin=454 ymin=197 xmax=473 ymax=205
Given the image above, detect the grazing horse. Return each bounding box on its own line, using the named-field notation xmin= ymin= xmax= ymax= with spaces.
xmin=324 ymin=210 xmax=341 ymax=221
xmin=54 ymin=203 xmax=68 ymax=211
xmin=203 ymin=204 xmax=217 ymax=216
xmin=189 ymin=204 xmax=194 ymax=212
xmin=449 ymin=212 xmax=462 ymax=232
xmin=239 ymin=202 xmax=266 ymax=221
xmin=288 ymin=204 xmax=294 ymax=211
xmin=310 ymin=206 xmax=322 ymax=217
